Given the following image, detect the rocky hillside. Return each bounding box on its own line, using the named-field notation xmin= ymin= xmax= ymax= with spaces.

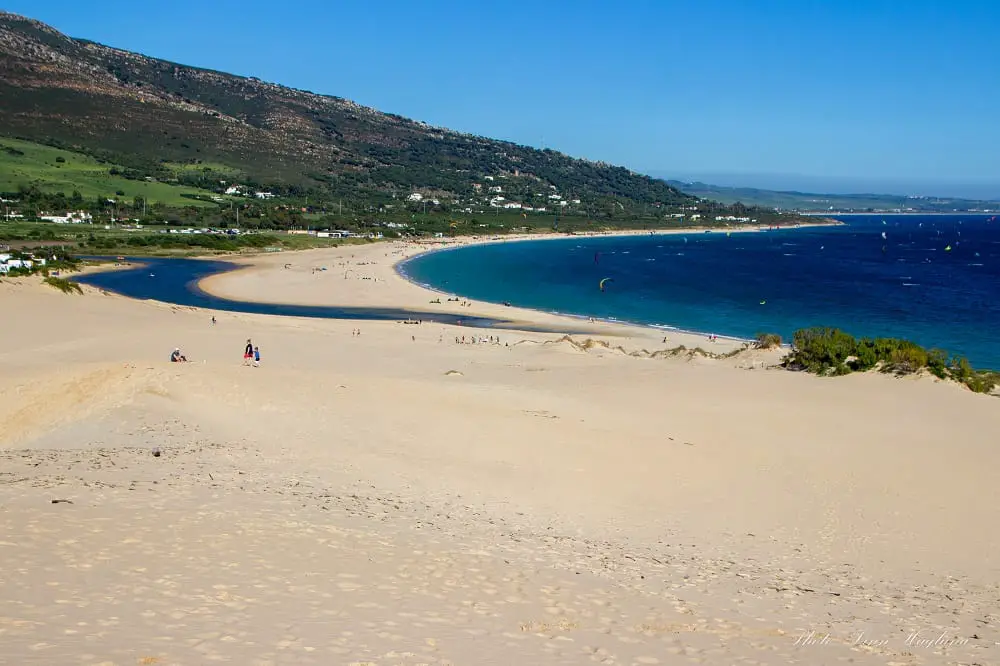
xmin=0 ymin=12 xmax=694 ymax=208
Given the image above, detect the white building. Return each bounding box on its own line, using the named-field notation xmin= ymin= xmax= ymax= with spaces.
xmin=489 ymin=186 xmax=502 ymax=193
xmin=224 ymin=186 xmax=244 ymax=196
xmin=0 ymin=257 xmax=32 ymax=272
xmin=503 ymin=202 xmax=522 ymax=209
xmin=255 ymin=191 xmax=275 ymax=200
xmin=407 ymin=192 xmax=423 ymax=202
xmin=40 ymin=211 xmax=92 ymax=224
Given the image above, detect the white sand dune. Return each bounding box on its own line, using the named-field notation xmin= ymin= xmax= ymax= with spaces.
xmin=1 ymin=241 xmax=998 ymax=665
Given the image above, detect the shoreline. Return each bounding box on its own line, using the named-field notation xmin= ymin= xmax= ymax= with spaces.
xmin=195 ymin=222 xmax=843 ymax=348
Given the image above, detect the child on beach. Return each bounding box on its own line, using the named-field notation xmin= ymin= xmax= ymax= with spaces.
xmin=244 ymin=339 xmax=253 ymax=365
xmin=253 ymin=346 xmax=260 ymax=367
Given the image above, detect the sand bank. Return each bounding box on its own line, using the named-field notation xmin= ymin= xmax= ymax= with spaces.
xmin=2 ymin=243 xmax=998 ymax=664
xmin=198 ymin=232 xmax=763 ymax=351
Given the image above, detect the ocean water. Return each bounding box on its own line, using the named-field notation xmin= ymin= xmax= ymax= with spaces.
xmin=400 ymin=215 xmax=1000 ymax=369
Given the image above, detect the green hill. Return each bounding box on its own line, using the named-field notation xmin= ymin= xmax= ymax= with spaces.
xmin=0 ymin=136 xmax=221 ymax=206
xmin=0 ymin=11 xmax=692 ymax=212
xmin=667 ymin=180 xmax=1000 ymax=213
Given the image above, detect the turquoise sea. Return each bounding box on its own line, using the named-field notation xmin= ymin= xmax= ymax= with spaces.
xmin=400 ymin=215 xmax=1000 ymax=369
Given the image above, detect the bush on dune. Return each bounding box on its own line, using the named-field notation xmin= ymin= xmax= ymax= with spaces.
xmin=783 ymin=327 xmax=996 ymax=393
xmin=754 ymin=332 xmax=782 ymax=349
xmin=43 ymin=275 xmax=83 ymax=294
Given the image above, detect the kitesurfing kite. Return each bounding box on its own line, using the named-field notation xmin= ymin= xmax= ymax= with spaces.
xmin=599 ymin=278 xmax=613 ymax=292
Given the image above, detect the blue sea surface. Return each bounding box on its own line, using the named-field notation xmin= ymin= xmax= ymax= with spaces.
xmin=400 ymin=215 xmax=1000 ymax=369
xmin=74 ymin=257 xmax=572 ymax=332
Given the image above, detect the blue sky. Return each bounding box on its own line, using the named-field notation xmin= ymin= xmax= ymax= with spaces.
xmin=8 ymin=0 xmax=1000 ymax=197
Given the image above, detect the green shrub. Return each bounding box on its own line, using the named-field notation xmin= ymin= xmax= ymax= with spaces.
xmin=851 ymin=338 xmax=878 ymax=371
xmin=784 ymin=327 xmax=996 ymax=394
xmin=754 ymin=332 xmax=782 ymax=349
xmin=786 ymin=327 xmax=857 ymax=375
xmin=43 ymin=276 xmax=83 ymax=294
xmin=926 ymin=349 xmax=949 ymax=379
xmin=884 ymin=339 xmax=929 ymax=374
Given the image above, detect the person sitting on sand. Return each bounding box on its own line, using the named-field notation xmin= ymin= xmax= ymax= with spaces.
xmin=170 ymin=347 xmax=188 ymax=363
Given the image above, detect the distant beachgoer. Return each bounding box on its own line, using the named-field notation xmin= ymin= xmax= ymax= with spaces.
xmin=253 ymin=346 xmax=260 ymax=367
xmin=411 ymin=335 xmax=415 ymax=342
xmin=244 ymin=339 xmax=253 ymax=365
xmin=211 ymin=316 xmax=216 ymax=326
xmin=170 ymin=347 xmax=187 ymax=363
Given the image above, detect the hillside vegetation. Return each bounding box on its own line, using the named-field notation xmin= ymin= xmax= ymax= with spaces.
xmin=0 ymin=11 xmax=828 ymax=236
xmin=0 ymin=137 xmax=220 ymax=206
xmin=0 ymin=12 xmax=689 ymax=209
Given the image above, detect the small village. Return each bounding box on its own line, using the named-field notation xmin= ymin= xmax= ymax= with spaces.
xmin=0 ymin=245 xmax=54 ymax=275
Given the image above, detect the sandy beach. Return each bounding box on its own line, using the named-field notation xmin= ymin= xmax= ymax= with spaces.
xmin=2 ymin=235 xmax=999 ymax=665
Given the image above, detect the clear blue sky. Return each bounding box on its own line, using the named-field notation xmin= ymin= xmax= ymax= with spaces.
xmin=8 ymin=0 xmax=1000 ymax=197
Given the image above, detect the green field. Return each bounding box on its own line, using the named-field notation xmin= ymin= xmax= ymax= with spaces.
xmin=0 ymin=137 xmax=223 ymax=207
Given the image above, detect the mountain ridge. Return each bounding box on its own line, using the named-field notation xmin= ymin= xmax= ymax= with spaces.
xmin=667 ymin=179 xmax=1000 ymax=213
xmin=0 ymin=11 xmax=695 ymax=211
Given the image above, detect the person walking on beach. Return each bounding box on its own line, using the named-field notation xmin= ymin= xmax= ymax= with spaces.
xmin=211 ymin=316 xmax=216 ymax=326
xmin=252 ymin=346 xmax=260 ymax=367
xmin=244 ymin=338 xmax=253 ymax=365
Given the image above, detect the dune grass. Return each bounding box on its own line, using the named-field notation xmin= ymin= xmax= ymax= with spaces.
xmin=43 ymin=275 xmax=83 ymax=294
